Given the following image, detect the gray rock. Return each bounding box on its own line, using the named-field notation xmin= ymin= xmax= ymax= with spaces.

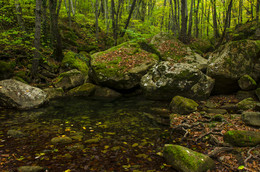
xmin=206 ymin=108 xmax=227 ymax=114
xmin=51 ymin=136 xmax=72 ymax=145
xmin=207 ymin=40 xmax=260 ymax=94
xmin=0 ymin=79 xmax=47 ymax=109
xmin=141 ymin=61 xmax=215 ymax=100
xmin=237 ymin=98 xmax=258 ymax=110
xmin=7 ymin=130 xmax=25 ymax=138
xmin=224 ymin=130 xmax=260 ymax=147
xmin=242 ymin=111 xmax=260 ymax=127
xmin=17 ymin=166 xmax=44 ymax=172
xmin=54 ymin=69 xmax=85 ymax=90
xmin=93 ymin=86 xmax=122 ymax=99
xmin=163 ymin=144 xmax=215 ymax=172
xmin=67 ymin=83 xmax=96 ymax=96
xmin=238 ymin=75 xmax=257 ymax=90
xmin=170 ymin=96 xmax=199 ymax=115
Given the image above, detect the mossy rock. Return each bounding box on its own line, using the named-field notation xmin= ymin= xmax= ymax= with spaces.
xmin=67 ymin=83 xmax=96 ymax=96
xmin=90 ymin=41 xmax=159 ymax=90
xmin=43 ymin=87 xmax=64 ymax=100
xmin=170 ymin=96 xmax=199 ymax=115
xmin=163 ymin=144 xmax=215 ymax=172
xmin=62 ymin=51 xmax=89 ymax=75
xmin=224 ymin=130 xmax=260 ymax=147
xmin=0 ymin=60 xmax=15 ymax=80
xmin=237 ymin=98 xmax=258 ymax=110
xmin=238 ymin=75 xmax=257 ymax=91
xmin=51 ymin=136 xmax=72 ymax=145
xmin=17 ymin=166 xmax=44 ymax=172
xmin=188 ymin=38 xmax=213 ymax=54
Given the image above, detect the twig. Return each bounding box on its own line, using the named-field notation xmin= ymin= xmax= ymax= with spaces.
xmin=181 ymin=127 xmax=189 ymax=142
xmin=208 ymin=147 xmax=233 ymax=158
xmin=244 ymin=145 xmax=259 ymax=165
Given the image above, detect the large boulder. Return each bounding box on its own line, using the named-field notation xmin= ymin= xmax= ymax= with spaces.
xmin=163 ymin=144 xmax=215 ymax=172
xmin=54 ymin=69 xmax=85 ymax=90
xmin=224 ymin=130 xmax=260 ymax=147
xmin=242 ymin=111 xmax=260 ymax=127
xmin=0 ymin=79 xmax=47 ymax=109
xmin=141 ymin=61 xmax=215 ymax=100
xmin=150 ymin=33 xmax=208 ymax=71
xmin=238 ymin=75 xmax=257 ymax=91
xmin=89 ymin=41 xmax=159 ymax=90
xmin=207 ymin=40 xmax=260 ymax=94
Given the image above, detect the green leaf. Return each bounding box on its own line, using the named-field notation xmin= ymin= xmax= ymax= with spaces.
xmin=238 ymin=165 xmax=244 ymax=170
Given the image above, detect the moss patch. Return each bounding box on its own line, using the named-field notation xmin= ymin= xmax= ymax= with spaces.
xmin=170 ymin=96 xmax=199 ymax=115
xmin=224 ymin=130 xmax=260 ymax=147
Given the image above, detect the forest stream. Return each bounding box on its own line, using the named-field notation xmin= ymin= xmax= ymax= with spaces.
xmin=0 ymin=96 xmax=174 ymax=171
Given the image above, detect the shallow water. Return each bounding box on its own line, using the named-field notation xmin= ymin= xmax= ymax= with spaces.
xmin=0 ymin=96 xmax=174 ymax=171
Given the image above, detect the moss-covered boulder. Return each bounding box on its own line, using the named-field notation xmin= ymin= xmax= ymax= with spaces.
xmin=238 ymin=75 xmax=257 ymax=91
xmin=89 ymin=41 xmax=159 ymax=90
xmin=62 ymin=51 xmax=89 ymax=75
xmin=242 ymin=111 xmax=260 ymax=127
xmin=150 ymin=33 xmax=208 ymax=71
xmin=224 ymin=130 xmax=260 ymax=147
xmin=236 ymin=90 xmax=257 ymax=101
xmin=207 ymin=40 xmax=260 ymax=94
xmin=188 ymin=38 xmax=213 ymax=54
xmin=93 ymin=86 xmax=122 ymax=99
xmin=0 ymin=79 xmax=48 ymax=110
xmin=163 ymin=144 xmax=215 ymax=172
xmin=237 ymin=98 xmax=258 ymax=110
xmin=170 ymin=96 xmax=198 ymax=115
xmin=54 ymin=69 xmax=85 ymax=90
xmin=43 ymin=87 xmax=64 ymax=100
xmin=67 ymin=83 xmax=96 ymax=96
xmin=0 ymin=60 xmax=15 ymax=80
xmin=141 ymin=61 xmax=215 ymax=100
xmin=231 ymin=20 xmax=259 ymax=41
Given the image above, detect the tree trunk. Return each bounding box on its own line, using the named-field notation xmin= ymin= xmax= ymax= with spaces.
xmin=195 ymin=0 xmax=200 ymax=38
xmin=179 ymin=0 xmax=188 ymax=43
xmin=32 ymin=0 xmax=42 ymax=79
xmin=211 ymin=0 xmax=220 ymax=38
xmin=160 ymin=0 xmax=167 ymax=31
xmin=14 ymin=0 xmax=25 ymax=32
xmin=257 ymin=0 xmax=260 ymax=24
xmin=49 ymin=0 xmax=63 ymax=61
xmin=95 ymin=0 xmax=99 ymax=40
xmin=188 ymin=0 xmax=194 ymax=39
xmin=111 ymin=0 xmax=117 ymax=45
xmin=121 ymin=0 xmax=137 ymax=37
xmin=42 ymin=0 xmax=48 ymax=44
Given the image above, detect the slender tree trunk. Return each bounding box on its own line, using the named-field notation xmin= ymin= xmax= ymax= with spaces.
xmin=160 ymin=0 xmax=167 ymax=31
xmin=32 ymin=0 xmax=42 ymax=79
xmin=95 ymin=0 xmax=99 ymax=40
xmin=195 ymin=0 xmax=200 ymax=38
xmin=14 ymin=0 xmax=25 ymax=31
xmin=217 ymin=0 xmax=233 ymax=48
xmin=239 ymin=0 xmax=243 ymax=24
xmin=42 ymin=0 xmax=48 ymax=44
xmin=170 ymin=0 xmax=177 ymax=35
xmin=211 ymin=0 xmax=220 ymax=38
xmin=180 ymin=0 xmax=188 ymax=43
xmin=121 ymin=0 xmax=137 ymax=37
xmin=188 ymin=0 xmax=194 ymax=39
xmin=257 ymin=0 xmax=260 ymax=24
xmin=111 ymin=0 xmax=117 ymax=45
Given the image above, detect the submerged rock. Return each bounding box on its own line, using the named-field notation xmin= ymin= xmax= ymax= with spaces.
xmin=163 ymin=144 xmax=215 ymax=172
xmin=93 ymin=86 xmax=122 ymax=99
xmin=54 ymin=69 xmax=85 ymax=90
xmin=51 ymin=136 xmax=72 ymax=145
xmin=141 ymin=61 xmax=214 ymax=100
xmin=67 ymin=83 xmax=96 ymax=96
xmin=242 ymin=111 xmax=260 ymax=127
xmin=224 ymin=130 xmax=260 ymax=147
xmin=7 ymin=129 xmax=25 ymax=138
xmin=17 ymin=166 xmax=44 ymax=172
xmin=89 ymin=41 xmax=158 ymax=90
xmin=0 ymin=79 xmax=47 ymax=109
xmin=43 ymin=87 xmax=64 ymax=100
xmin=170 ymin=96 xmax=198 ymax=115
xmin=207 ymin=40 xmax=260 ymax=94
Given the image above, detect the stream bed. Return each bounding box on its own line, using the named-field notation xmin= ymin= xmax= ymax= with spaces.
xmin=0 ymin=96 xmax=174 ymax=171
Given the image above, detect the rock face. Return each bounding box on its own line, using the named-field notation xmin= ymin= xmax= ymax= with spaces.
xmin=238 ymin=75 xmax=257 ymax=90
xmin=150 ymin=33 xmax=208 ymax=71
xmin=207 ymin=40 xmax=260 ymax=94
xmin=170 ymin=96 xmax=198 ymax=115
xmin=224 ymin=130 xmax=260 ymax=147
xmin=242 ymin=112 xmax=260 ymax=127
xmin=54 ymin=69 xmax=85 ymax=90
xmin=141 ymin=61 xmax=215 ymax=100
xmin=0 ymin=79 xmax=47 ymax=109
xmin=163 ymin=144 xmax=215 ymax=172
xmin=90 ymin=41 xmax=158 ymax=90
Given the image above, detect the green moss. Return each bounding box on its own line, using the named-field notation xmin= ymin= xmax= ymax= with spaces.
xmin=62 ymin=51 xmax=89 ymax=75
xmin=170 ymin=96 xmax=198 ymax=115
xmin=224 ymin=130 xmax=260 ymax=147
xmin=67 ymin=83 xmax=96 ymax=96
